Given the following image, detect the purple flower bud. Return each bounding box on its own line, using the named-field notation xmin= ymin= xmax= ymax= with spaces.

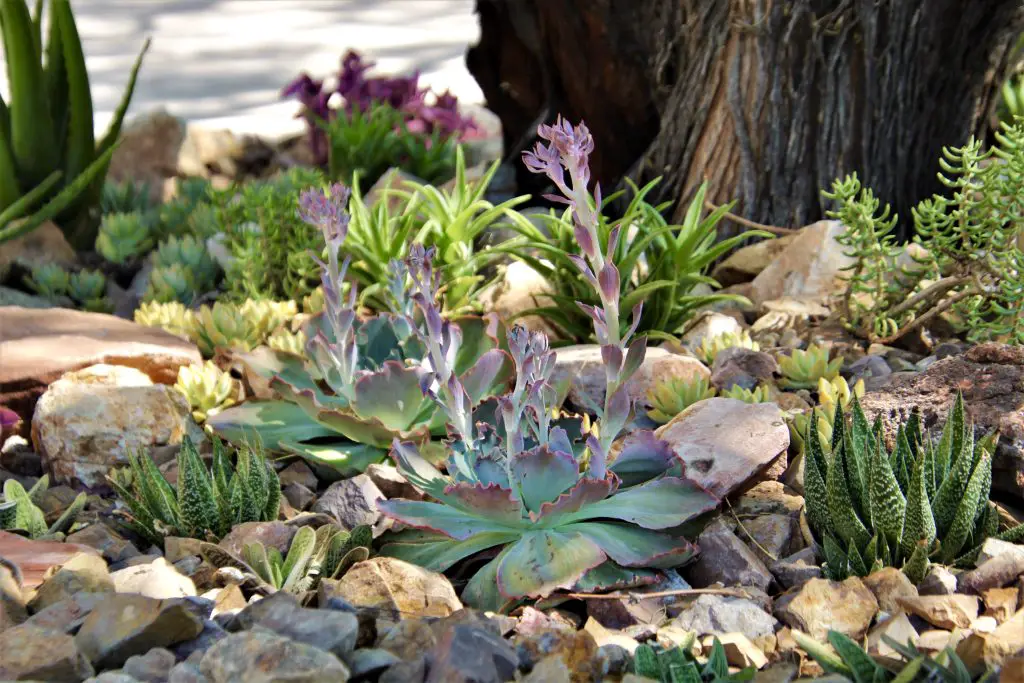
xmin=299 ymin=184 xmax=351 ymax=246
xmin=598 ymin=263 xmax=620 ymax=302
xmin=606 ymin=224 xmax=621 ymax=262
xmin=507 ymin=325 xmax=530 ymax=367
xmin=573 ymin=218 xmax=598 ymax=261
xmin=567 ymin=254 xmax=598 ymax=289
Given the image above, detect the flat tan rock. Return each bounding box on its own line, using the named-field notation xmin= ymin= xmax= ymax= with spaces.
xmin=774 ymin=577 xmax=878 ymax=640
xmin=333 ymin=557 xmax=462 ymax=618
xmin=0 ymin=220 xmax=77 ymax=273
xmin=1 ymin=306 xmax=200 ymax=437
xmin=896 ymin=594 xmax=980 ymax=630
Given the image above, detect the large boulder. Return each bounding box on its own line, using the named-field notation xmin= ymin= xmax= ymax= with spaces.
xmin=32 ymin=364 xmax=202 ymax=489
xmin=748 ymin=220 xmax=854 ymax=307
xmin=859 ymin=343 xmax=1024 ymax=499
xmin=1 ymin=306 xmax=200 ymax=438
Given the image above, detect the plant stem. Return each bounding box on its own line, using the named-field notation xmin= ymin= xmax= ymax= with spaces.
xmin=703 ymin=200 xmax=798 ymax=235
xmin=565 ymin=587 xmax=751 ymax=602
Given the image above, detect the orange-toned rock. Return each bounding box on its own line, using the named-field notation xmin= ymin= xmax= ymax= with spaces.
xmin=0 ymin=530 xmax=101 ymax=590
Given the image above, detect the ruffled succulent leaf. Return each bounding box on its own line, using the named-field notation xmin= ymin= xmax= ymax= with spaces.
xmin=529 ymin=476 xmax=618 ymax=524
xmin=461 ymin=546 xmax=511 ymax=612
xmin=560 ymin=476 xmax=718 ymax=529
xmin=573 ymin=563 xmax=659 ymax=593
xmin=377 ymin=498 xmax=523 ymax=540
xmin=378 ymin=528 xmax=518 ymax=573
xmin=495 ymin=529 xmax=606 ymax=599
xmin=457 ymin=349 xmax=515 ymax=405
xmin=450 ymin=313 xmax=505 ymax=376
xmin=509 ymin=444 xmax=580 ymax=513
xmin=608 ymin=430 xmax=679 ymax=487
xmin=564 ymin=521 xmax=698 ymax=568
xmin=388 ymin=439 xmax=450 ymax=498
xmin=207 ymin=400 xmax=338 ymax=451
xmin=279 ymin=440 xmax=386 ymax=479
xmin=348 ymin=360 xmax=432 ymax=432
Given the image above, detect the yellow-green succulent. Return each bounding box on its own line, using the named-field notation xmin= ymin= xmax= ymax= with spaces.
xmin=778 ymin=343 xmax=843 ymax=389
xmin=698 ymin=330 xmax=759 ymax=365
xmin=241 ymin=299 xmax=298 ymax=339
xmin=192 ymin=301 xmax=264 ymax=357
xmin=645 ymin=375 xmax=717 ymax=424
xmin=134 ymin=301 xmax=198 ymax=340
xmin=175 ymin=360 xmax=238 ymax=422
xmin=720 ymin=384 xmax=772 ymax=403
xmin=818 ymin=375 xmax=865 ymax=418
xmin=302 ymin=286 xmax=325 ymax=315
xmin=267 ymin=328 xmax=307 ymax=355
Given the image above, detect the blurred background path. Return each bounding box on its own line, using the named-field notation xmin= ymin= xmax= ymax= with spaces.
xmin=2 ymin=0 xmax=483 ymax=138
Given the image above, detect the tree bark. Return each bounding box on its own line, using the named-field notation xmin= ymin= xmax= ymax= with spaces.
xmin=466 ymin=0 xmax=1024 ymax=238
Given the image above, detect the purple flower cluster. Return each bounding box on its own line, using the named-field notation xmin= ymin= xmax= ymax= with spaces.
xmin=282 ymin=50 xmax=479 ymax=165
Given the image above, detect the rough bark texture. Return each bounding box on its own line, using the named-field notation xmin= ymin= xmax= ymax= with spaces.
xmin=467 ymin=0 xmax=1024 ymax=237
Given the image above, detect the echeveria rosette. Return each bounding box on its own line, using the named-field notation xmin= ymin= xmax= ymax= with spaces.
xmin=207 ymin=184 xmax=514 ymax=475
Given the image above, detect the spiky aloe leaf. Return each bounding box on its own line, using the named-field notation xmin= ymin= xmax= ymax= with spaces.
xmin=107 ymin=470 xmax=161 ymax=546
xmin=931 ymin=427 xmax=976 ymax=539
xmin=669 ymin=662 xmax=703 ymax=683
xmin=242 ymin=443 xmax=270 ymax=519
xmin=1 ymin=480 xmax=46 ymax=537
xmin=229 ymin=468 xmax=260 ymax=525
xmin=133 ymin=448 xmax=178 ymax=526
xmin=792 ymin=630 xmax=852 ymax=677
xmin=242 ymin=542 xmax=275 ymax=586
xmin=633 ymin=645 xmax=660 ymax=679
xmin=263 ymin=462 xmax=281 ymax=522
xmin=869 ymin=435 xmax=906 ymax=550
xmin=177 ymin=436 xmax=220 ymax=539
xmin=828 ymin=631 xmax=881 ymax=683
xmin=823 ymin=533 xmax=849 ymax=580
xmin=921 ymin=431 xmax=937 ymax=501
xmin=902 ymin=539 xmax=930 ymax=585
xmin=937 ymin=454 xmax=990 ymax=564
xmin=847 ymin=541 xmax=868 ymax=577
xmin=863 ymin=534 xmax=879 ymax=571
xmin=830 ymin=400 xmax=846 ymax=455
xmin=46 ymin=491 xmax=86 ymax=535
xmin=211 ymin=437 xmax=232 ymax=499
xmin=826 ymin=441 xmax=872 ymax=550
xmin=891 ymin=429 xmax=914 ymax=495
xmin=900 ymin=453 xmax=937 ymax=563
xmin=803 ymin=413 xmax=832 ymax=538
xmin=702 ymin=639 xmax=730 ymax=681
xmin=280 ymin=525 xmax=317 ymax=593
xmin=891 ymin=657 xmax=925 ymax=683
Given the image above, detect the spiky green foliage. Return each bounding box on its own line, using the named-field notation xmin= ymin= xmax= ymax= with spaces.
xmin=108 ymin=436 xmax=280 ymax=547
xmin=340 ymin=146 xmax=528 ymax=315
xmin=215 ymin=167 xmax=328 ymax=302
xmin=151 ymin=234 xmax=220 ymax=292
xmin=646 ymin=376 xmax=717 ymax=424
xmin=698 ymin=330 xmax=759 ymax=366
xmin=323 ymin=102 xmax=457 ymax=188
xmin=778 ymin=344 xmax=842 ymax=390
xmin=101 ymin=180 xmax=151 ymax=216
xmin=793 ymin=629 xmax=991 ymax=683
xmin=804 ymin=393 xmax=1023 ymax=582
xmin=175 ymin=361 xmax=238 ymax=423
xmin=0 ymin=476 xmax=85 ymax=539
xmin=199 ymin=523 xmax=372 ymax=596
xmin=153 ymin=177 xmax=215 ymax=240
xmin=96 ymin=211 xmax=153 ymax=264
xmin=0 ymin=1 xmax=148 ymax=249
xmin=825 ymin=118 xmax=1024 ymax=344
xmin=632 ymin=637 xmax=755 ymax=683
xmin=496 ymin=180 xmax=766 ymax=343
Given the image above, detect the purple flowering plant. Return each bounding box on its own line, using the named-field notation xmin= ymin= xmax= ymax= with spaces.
xmin=282 ymin=50 xmax=478 ymax=175
xmin=376 ymin=117 xmax=720 ymax=611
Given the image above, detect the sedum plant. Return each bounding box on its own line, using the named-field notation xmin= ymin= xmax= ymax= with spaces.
xmin=151 ymin=234 xmax=220 ymax=292
xmin=68 ymin=269 xmax=112 ymax=313
xmin=191 ymin=301 xmax=265 ymax=357
xmin=633 ymin=636 xmax=753 ymax=683
xmin=793 ymin=629 xmax=987 ymax=683
xmin=376 ymin=117 xmax=720 ymax=611
xmin=96 ymin=211 xmax=153 ymax=264
xmin=144 ymin=263 xmax=199 ymax=304
xmin=101 ymin=179 xmax=151 ymax=216
xmin=134 ymin=301 xmax=197 ymax=340
xmin=200 ymin=524 xmax=372 ymax=597
xmin=777 ymin=344 xmax=842 ymax=390
xmin=826 ymin=118 xmax=1024 ymax=344
xmin=24 ymin=262 xmax=71 ymax=300
xmin=175 ymin=361 xmax=238 ymax=423
xmin=498 ymin=177 xmax=767 ymax=342
xmin=0 ymin=476 xmax=86 ymax=539
xmin=698 ymin=330 xmax=759 ymax=366
xmin=109 ymin=436 xmax=280 ymax=548
xmin=0 ymin=1 xmax=148 ymax=249
xmin=267 ymin=328 xmax=306 ymax=355
xmin=720 ymin=384 xmax=773 ymax=403
xmin=804 ymin=393 xmax=1024 ymax=583
xmin=646 ymin=375 xmax=717 ymax=424
xmin=207 ymin=183 xmax=513 ymax=475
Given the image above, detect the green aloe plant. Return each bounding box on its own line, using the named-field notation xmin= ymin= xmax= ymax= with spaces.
xmin=108 ymin=436 xmax=280 ymax=548
xmin=0 ymin=0 xmax=149 ymax=248
xmin=199 ymin=523 xmax=372 ymax=597
xmin=777 ymin=344 xmax=843 ymax=390
xmin=645 ymin=375 xmax=717 ymax=424
xmin=633 ymin=637 xmax=754 ymax=683
xmin=804 ymin=393 xmax=1024 ymax=583
xmin=0 ymin=476 xmax=86 ymax=539
xmin=793 ymin=629 xmax=990 ymax=683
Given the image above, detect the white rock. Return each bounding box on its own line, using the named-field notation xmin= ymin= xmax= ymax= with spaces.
xmin=111 ymin=558 xmax=196 ymax=599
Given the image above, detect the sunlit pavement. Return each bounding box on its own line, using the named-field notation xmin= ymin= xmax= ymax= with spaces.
xmin=2 ymin=0 xmax=483 ymax=139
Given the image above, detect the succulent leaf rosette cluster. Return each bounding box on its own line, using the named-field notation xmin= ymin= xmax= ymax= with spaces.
xmin=375 ymin=118 xmax=720 ymax=611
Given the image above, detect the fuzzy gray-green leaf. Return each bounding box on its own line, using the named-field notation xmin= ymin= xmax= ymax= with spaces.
xmin=803 ymin=413 xmax=832 ymax=538
xmin=869 ymin=435 xmax=906 ymax=549
xmin=937 ymin=454 xmax=989 ymax=564
xmin=826 ymin=441 xmax=872 ymax=550
xmin=177 ymin=436 xmax=220 ymax=539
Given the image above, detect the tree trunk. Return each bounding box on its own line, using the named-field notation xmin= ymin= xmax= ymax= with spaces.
xmin=466 ymin=0 xmax=1024 ymax=238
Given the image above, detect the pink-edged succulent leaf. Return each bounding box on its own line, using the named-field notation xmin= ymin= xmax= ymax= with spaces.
xmin=458 ymin=349 xmax=515 ymax=406
xmin=349 ymin=360 xmax=432 ymax=431
xmin=279 ymin=440 xmax=386 ymax=478
xmin=378 ymin=529 xmax=517 ymax=573
xmin=531 ymin=475 xmax=618 ymax=523
xmin=573 ymin=563 xmax=660 ymax=593
xmin=314 ymin=407 xmax=424 ymax=449
xmin=609 ymin=430 xmax=680 ymax=487
xmin=462 ymin=547 xmax=513 ymax=612
xmin=442 ymin=481 xmax=523 ymax=525
xmin=601 ymin=385 xmax=631 ymax=440
xmin=621 ymin=336 xmax=646 ymax=385
xmin=376 ymin=498 xmax=517 ymax=541
xmin=449 ymin=313 xmax=503 ymax=376
xmin=206 ymin=400 xmax=336 ymax=450
xmin=560 ymin=476 xmax=719 ymax=529
xmin=564 ymin=521 xmax=699 ymax=568
xmin=510 ymin=444 xmax=581 ymax=513
xmin=496 ymin=529 xmax=606 ymax=599
xmin=390 ymin=439 xmax=449 ymax=498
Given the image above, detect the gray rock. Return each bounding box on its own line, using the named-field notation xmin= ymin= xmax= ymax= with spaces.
xmin=769 ymin=547 xmax=822 ymax=590
xmin=75 ymin=593 xmax=205 ymax=669
xmin=347 ymin=648 xmax=401 ymax=678
xmin=380 ymin=656 xmax=427 ymax=683
xmin=283 ymin=482 xmax=315 ymax=511
xmin=217 ymin=521 xmax=295 ymax=558
xmin=122 ymin=647 xmax=176 ymax=682
xmin=670 ymin=594 xmax=779 ymax=641
xmin=312 ymin=474 xmax=385 ymax=529
xmin=710 ymin=348 xmax=779 ymax=391
xmin=278 ymin=460 xmax=318 ymax=489
xmin=846 ymin=355 xmax=891 ymax=384
xmin=28 ymin=551 xmax=114 ymax=612
xmin=365 ymin=463 xmax=422 ymax=500
xmin=67 ymin=523 xmax=142 ymax=565
xmin=171 ymin=619 xmax=228 ymax=660
xmin=687 ymin=518 xmax=774 ymax=591
xmin=427 ymin=623 xmax=519 ymax=683
xmin=976 ymin=537 xmax=1024 ymax=565
xmin=679 ymin=312 xmax=744 ymax=351
xmin=199 ymin=630 xmax=350 ymax=683
xmin=251 ymin=598 xmax=359 ymax=660
xmin=917 ymin=565 xmax=958 ymax=596
xmin=735 ymin=513 xmax=798 ymax=565
xmin=0 ymin=622 xmax=95 ymax=681
xmin=168 ymin=660 xmax=209 ymax=683
xmin=90 ymin=673 xmax=143 ymax=683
